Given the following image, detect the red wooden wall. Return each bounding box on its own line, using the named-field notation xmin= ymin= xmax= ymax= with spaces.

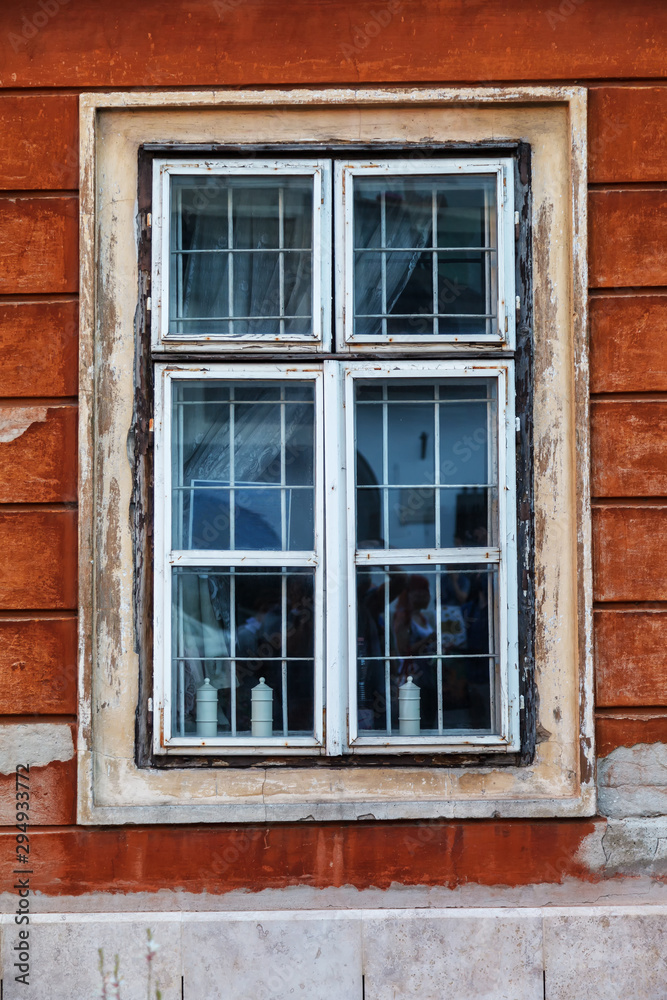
xmin=0 ymin=0 xmax=666 ymax=894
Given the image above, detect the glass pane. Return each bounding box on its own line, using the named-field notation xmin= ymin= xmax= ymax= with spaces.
xmin=356 ymin=564 xmax=498 ymax=736
xmin=171 ymin=567 xmax=315 ymax=738
xmin=352 ymin=174 xmax=497 ymax=337
xmin=172 ymin=380 xmax=315 ymax=551
xmin=169 ymin=174 xmax=314 ymax=336
xmin=355 ymin=379 xmax=498 ymax=549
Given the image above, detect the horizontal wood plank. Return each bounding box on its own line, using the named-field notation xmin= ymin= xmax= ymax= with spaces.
xmin=0 ymin=819 xmax=601 ymax=893
xmin=0 ymin=757 xmax=76 ymax=825
xmin=0 ymin=196 xmax=78 ymax=295
xmin=590 ymin=295 xmax=667 ymax=393
xmin=0 ymin=1 xmax=666 ymax=87
xmin=0 ymin=406 xmax=77 ymax=502
xmin=593 ymin=506 xmax=667 ymax=602
xmin=596 ymin=713 xmax=667 ymax=757
xmin=0 ymin=617 xmax=77 ymax=714
xmin=0 ymin=510 xmax=77 ymax=609
xmin=0 ymin=94 xmax=78 ymax=190
xmin=0 ymin=300 xmax=78 ymax=399
xmin=589 ymin=190 xmax=667 ymax=289
xmin=591 ymin=400 xmax=667 ymax=497
xmin=589 ymin=87 xmax=667 ymax=184
xmin=595 ymin=609 xmax=667 ymax=707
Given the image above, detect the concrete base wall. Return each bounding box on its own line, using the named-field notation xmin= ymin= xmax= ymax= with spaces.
xmin=2 ymin=905 xmax=667 ymax=999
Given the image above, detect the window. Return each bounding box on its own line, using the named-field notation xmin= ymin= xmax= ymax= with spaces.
xmin=152 ymin=157 xmax=519 ymax=755
xmin=79 ymin=88 xmax=593 ymax=822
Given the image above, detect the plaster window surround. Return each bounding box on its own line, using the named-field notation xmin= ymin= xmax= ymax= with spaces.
xmin=78 ymin=86 xmax=593 ymax=823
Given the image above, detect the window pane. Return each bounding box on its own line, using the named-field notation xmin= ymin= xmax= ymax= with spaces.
xmin=171 ymin=381 xmax=315 ymax=551
xmin=169 ymin=174 xmax=314 ymax=336
xmin=355 ymin=379 xmax=498 ymax=549
xmin=171 ymin=567 xmax=315 ymax=738
xmin=356 ymin=564 xmax=498 ymax=736
xmin=352 ymin=174 xmax=497 ymax=337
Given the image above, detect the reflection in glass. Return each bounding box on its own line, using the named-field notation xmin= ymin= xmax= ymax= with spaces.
xmin=171 ymin=381 xmax=315 ymax=551
xmin=353 ymin=174 xmax=497 ymax=337
xmin=171 ymin=567 xmax=315 ymax=738
xmin=355 ymin=379 xmax=498 ymax=549
xmin=356 ymin=565 xmax=497 ymax=736
xmin=169 ymin=175 xmax=313 ymax=336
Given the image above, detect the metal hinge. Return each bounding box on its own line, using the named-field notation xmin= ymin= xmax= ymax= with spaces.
xmin=514 ymin=210 xmax=520 ymax=241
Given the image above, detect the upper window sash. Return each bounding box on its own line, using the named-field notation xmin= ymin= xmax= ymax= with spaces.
xmin=151 ymin=159 xmax=332 ymax=353
xmin=335 ymin=158 xmax=516 ymax=350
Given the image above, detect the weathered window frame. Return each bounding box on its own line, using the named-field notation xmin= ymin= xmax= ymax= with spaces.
xmin=78 ymin=87 xmax=593 ymax=824
xmin=335 ymin=157 xmax=516 ymax=350
xmin=151 ymin=158 xmax=332 ymax=352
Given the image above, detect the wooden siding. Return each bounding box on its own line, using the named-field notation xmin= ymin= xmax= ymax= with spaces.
xmin=0 ymin=0 xmax=664 ymax=875
xmin=0 ymin=0 xmax=666 ymax=87
xmin=0 ymin=820 xmax=601 ymax=894
xmin=0 ymin=617 xmax=77 ymax=715
xmin=0 ymin=95 xmax=78 ymax=190
xmin=0 ymin=196 xmax=78 ymax=294
xmin=589 ymin=295 xmax=667 ymax=393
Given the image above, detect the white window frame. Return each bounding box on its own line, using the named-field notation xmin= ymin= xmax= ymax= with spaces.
xmin=151 ymin=159 xmax=332 ymax=353
xmin=325 ymin=360 xmax=519 ymax=756
xmin=154 ymin=358 xmax=519 ymax=756
xmin=153 ymin=362 xmax=326 ymax=754
xmin=335 ymin=158 xmax=516 ymax=351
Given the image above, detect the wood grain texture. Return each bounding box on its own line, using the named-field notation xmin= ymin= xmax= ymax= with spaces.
xmin=0 ymin=0 xmax=666 ymax=87
xmin=590 ymin=295 xmax=667 ymax=393
xmin=0 ymin=196 xmax=78 ymax=294
xmin=593 ymin=506 xmax=667 ymax=602
xmin=0 ymin=94 xmax=78 ymax=190
xmin=595 ymin=609 xmax=667 ymax=707
xmin=0 ymin=617 xmax=77 ymax=714
xmin=0 ymin=820 xmax=602 ymax=893
xmin=0 ymin=757 xmax=76 ymax=825
xmin=0 ymin=300 xmax=78 ymax=399
xmin=589 ymin=87 xmax=667 ymax=184
xmin=596 ymin=713 xmax=667 ymax=757
xmin=0 ymin=405 xmax=77 ymax=502
xmin=589 ymin=190 xmax=667 ymax=289
xmin=0 ymin=510 xmax=77 ymax=609
xmin=591 ymin=400 xmax=667 ymax=497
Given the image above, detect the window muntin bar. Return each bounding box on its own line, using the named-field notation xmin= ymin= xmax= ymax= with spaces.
xmin=344 ymin=360 xmax=516 ymax=751
xmin=355 ymin=378 xmax=499 ymax=550
xmin=171 ymin=566 xmax=316 ymax=740
xmin=168 ymin=174 xmax=314 ymax=337
xmin=171 ymin=380 xmax=315 ymax=553
xmin=355 ymin=564 xmax=498 ymax=737
xmin=351 ymin=174 xmax=498 ymax=338
xmin=157 ymin=365 xmax=324 ymax=751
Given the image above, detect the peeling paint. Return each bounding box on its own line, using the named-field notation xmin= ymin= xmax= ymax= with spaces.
xmin=0 ymin=406 xmax=47 ymax=443
xmin=598 ymin=742 xmax=667 ymax=818
xmin=0 ymin=723 xmax=74 ymax=773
